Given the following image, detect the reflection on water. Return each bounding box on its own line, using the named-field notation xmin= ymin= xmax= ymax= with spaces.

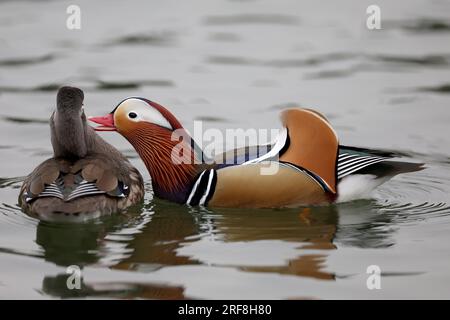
xmin=2 ymin=168 xmax=444 ymax=299
xmin=1 ymin=0 xmax=450 ymax=299
xmin=42 ymin=273 xmax=188 ymax=299
xmin=1 ymin=159 xmax=450 ymax=298
xmin=34 ymin=202 xmax=339 ymax=297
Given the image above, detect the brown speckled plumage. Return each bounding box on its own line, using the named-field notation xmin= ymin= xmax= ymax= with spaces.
xmin=19 ymin=86 xmax=144 ymax=220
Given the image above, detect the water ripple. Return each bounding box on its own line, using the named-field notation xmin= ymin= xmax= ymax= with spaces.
xmin=373 ymin=164 xmax=450 ymax=221
xmin=386 ymin=18 xmax=450 ymax=33
xmin=0 ymin=54 xmax=55 ymax=67
xmin=204 ymin=14 xmax=300 ymax=26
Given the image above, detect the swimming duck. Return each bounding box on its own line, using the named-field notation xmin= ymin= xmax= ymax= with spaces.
xmin=19 ymin=87 xmax=144 ymax=220
xmin=89 ymin=97 xmax=424 ymax=208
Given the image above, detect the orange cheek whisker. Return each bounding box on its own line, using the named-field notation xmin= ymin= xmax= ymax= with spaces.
xmin=125 ymin=123 xmax=200 ymax=195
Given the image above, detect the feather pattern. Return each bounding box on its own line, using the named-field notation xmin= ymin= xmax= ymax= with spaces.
xmin=19 ymin=86 xmax=144 ymax=217
xmin=101 ymin=98 xmax=424 ymax=207
xmin=186 ymin=169 xmax=217 ymax=206
xmin=124 ymin=122 xmax=203 ymax=203
xmin=22 ymin=157 xmax=132 ymax=204
xmin=214 ymin=130 xmax=394 ymax=181
xmin=337 ymin=153 xmax=386 ymax=179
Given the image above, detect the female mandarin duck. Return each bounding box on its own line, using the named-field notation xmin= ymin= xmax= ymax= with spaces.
xmin=90 ymin=97 xmax=423 ymax=208
xmin=19 ymin=87 xmax=144 ymax=220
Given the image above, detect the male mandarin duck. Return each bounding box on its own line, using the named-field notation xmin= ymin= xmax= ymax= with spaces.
xmin=19 ymin=87 xmax=144 ymax=220
xmin=90 ymin=97 xmax=424 ymax=208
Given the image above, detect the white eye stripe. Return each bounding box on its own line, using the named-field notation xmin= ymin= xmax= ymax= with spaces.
xmin=117 ymin=98 xmax=172 ymax=129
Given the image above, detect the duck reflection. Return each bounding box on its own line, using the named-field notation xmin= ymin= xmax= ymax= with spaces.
xmin=41 ymin=273 xmax=187 ymax=299
xmin=36 ymin=202 xmax=192 ymax=299
xmin=35 ymin=211 xmax=135 ymax=267
xmin=204 ymin=206 xmax=338 ymax=280
xmin=113 ymin=201 xmax=202 ymax=271
xmin=35 ymin=198 xmax=396 ymax=298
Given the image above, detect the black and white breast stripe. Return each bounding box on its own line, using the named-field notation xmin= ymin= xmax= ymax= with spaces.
xmin=186 ymin=169 xmax=217 ymax=206
xmin=337 ymin=153 xmax=386 ymax=179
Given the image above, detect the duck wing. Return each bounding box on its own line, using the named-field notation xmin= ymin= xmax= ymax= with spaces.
xmin=337 ymin=146 xmax=424 ymax=179
xmin=20 ymin=155 xmax=134 ymax=205
xmin=191 ymin=109 xmax=339 ymax=207
xmin=218 ymin=109 xmax=339 ymax=193
xmin=277 ymin=109 xmax=339 ymax=193
xmin=214 ymin=130 xmax=423 ymax=183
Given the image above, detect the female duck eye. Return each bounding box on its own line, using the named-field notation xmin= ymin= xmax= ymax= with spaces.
xmin=128 ymin=112 xmax=137 ymax=119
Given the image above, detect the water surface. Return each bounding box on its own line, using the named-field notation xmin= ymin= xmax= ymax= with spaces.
xmin=1 ymin=0 xmax=450 ymax=299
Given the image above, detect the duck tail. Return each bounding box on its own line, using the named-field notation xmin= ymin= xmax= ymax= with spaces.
xmin=355 ymin=160 xmax=425 ymax=178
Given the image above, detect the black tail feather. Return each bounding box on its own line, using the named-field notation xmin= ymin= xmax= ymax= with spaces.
xmin=339 ymin=145 xmax=407 ymax=158
xmin=356 ymin=161 xmax=425 ymax=178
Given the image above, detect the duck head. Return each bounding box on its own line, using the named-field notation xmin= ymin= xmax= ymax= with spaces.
xmin=90 ymin=97 xmax=183 ymax=134
xmin=89 ymin=98 xmax=204 ymax=203
xmin=56 ymin=86 xmax=84 ymax=115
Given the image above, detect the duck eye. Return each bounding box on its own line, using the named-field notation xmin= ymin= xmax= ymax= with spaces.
xmin=128 ymin=112 xmax=137 ymax=119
